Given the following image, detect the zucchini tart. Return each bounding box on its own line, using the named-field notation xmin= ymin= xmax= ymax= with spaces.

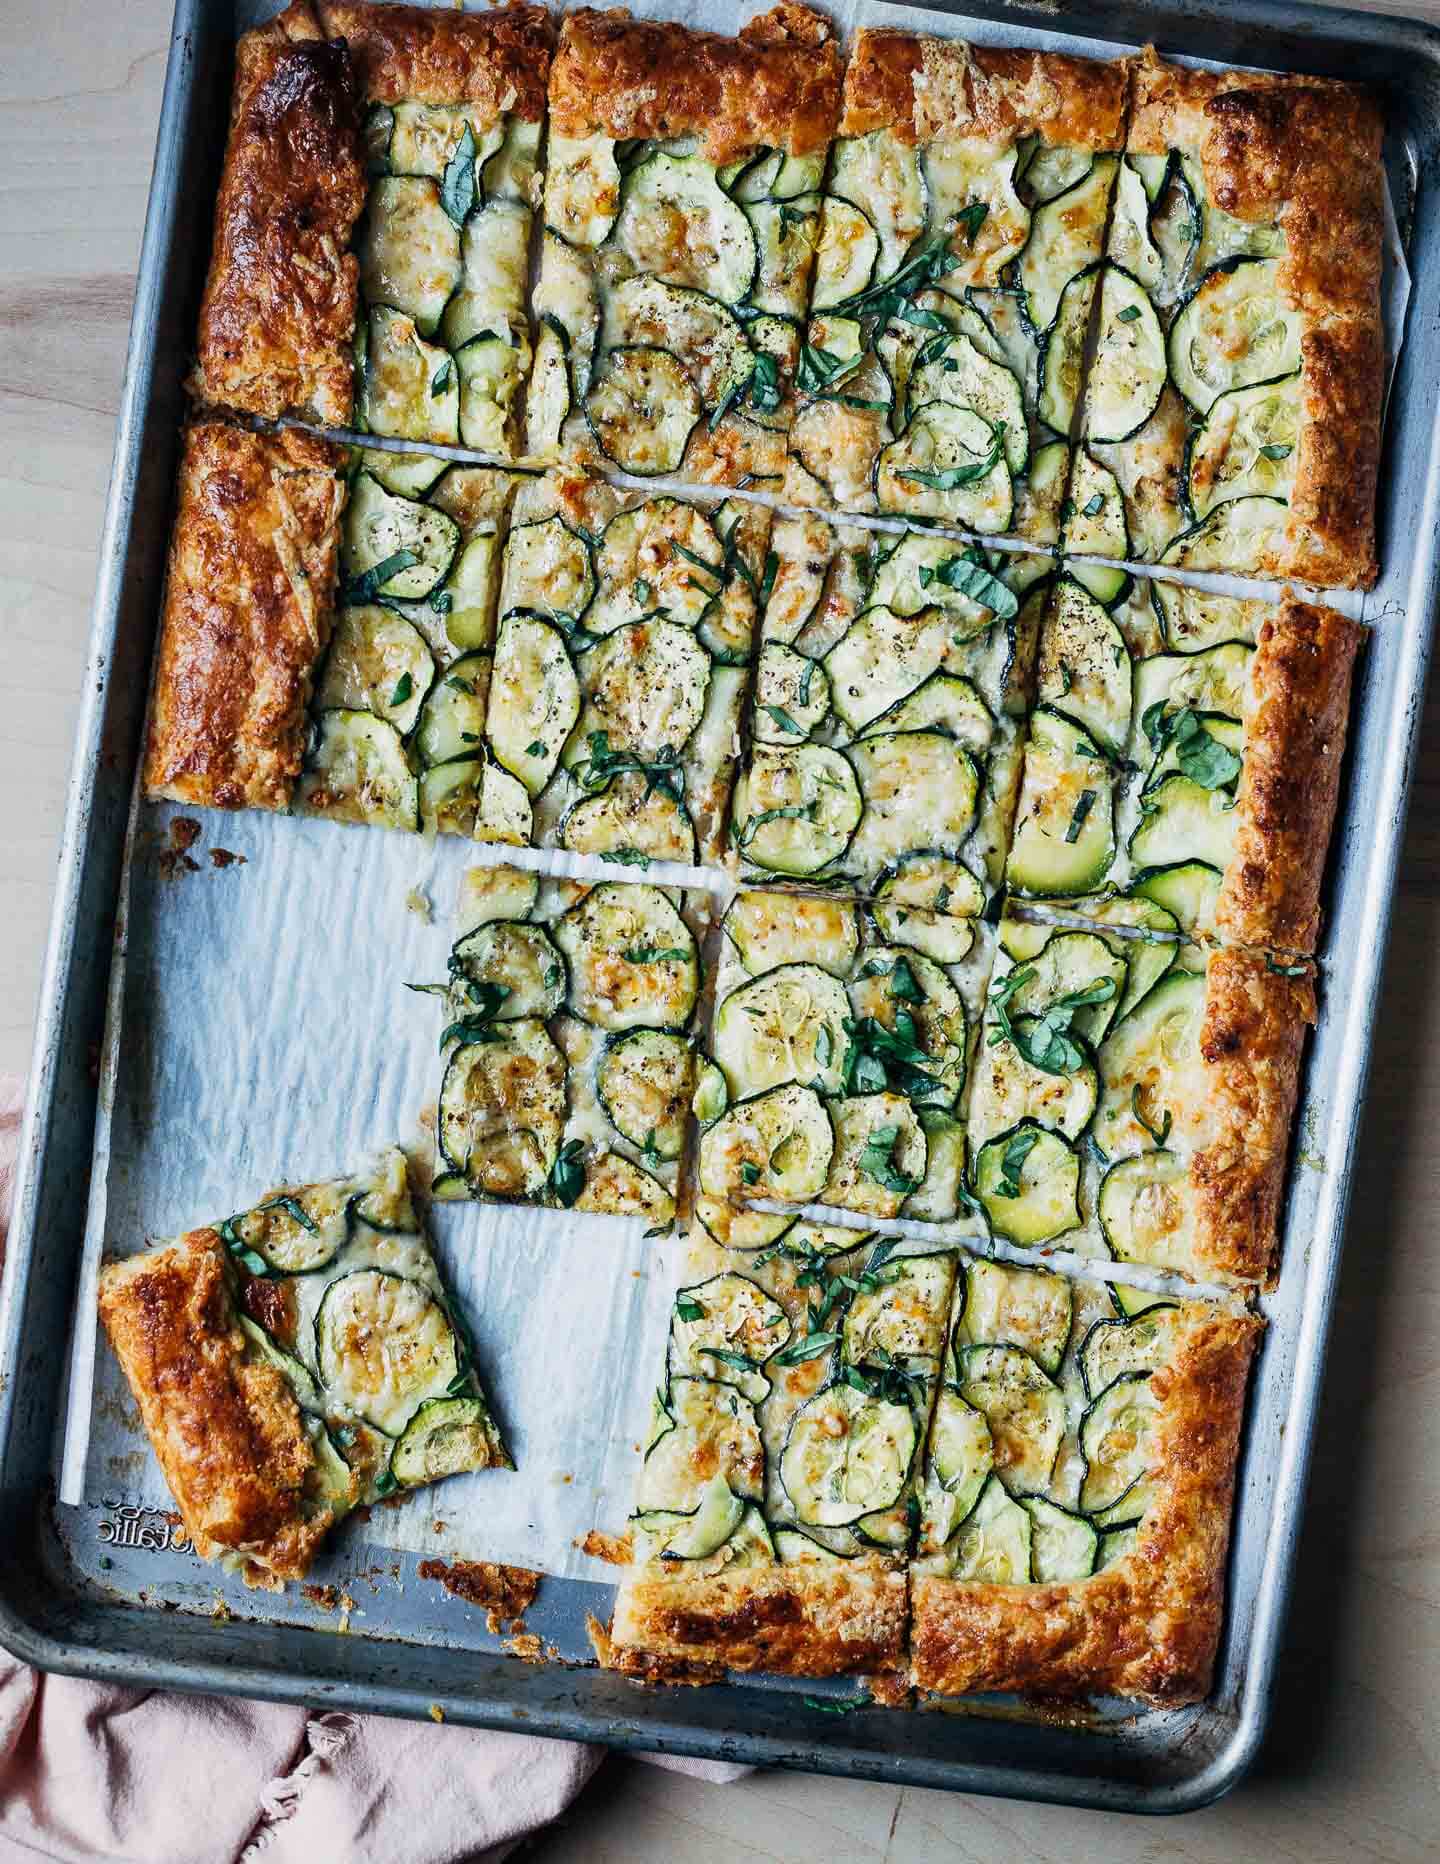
xmin=98 ymin=1147 xmax=509 ymax=1590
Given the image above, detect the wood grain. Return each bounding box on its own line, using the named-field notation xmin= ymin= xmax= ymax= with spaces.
xmin=1 ymin=3 xmax=1437 ymax=1857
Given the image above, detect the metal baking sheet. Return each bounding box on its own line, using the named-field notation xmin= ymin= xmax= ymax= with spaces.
xmin=2 ymin=0 xmax=1438 ymax=1812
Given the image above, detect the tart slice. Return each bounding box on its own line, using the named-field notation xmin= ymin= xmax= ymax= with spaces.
xmin=97 ymin=1147 xmax=509 ymax=1590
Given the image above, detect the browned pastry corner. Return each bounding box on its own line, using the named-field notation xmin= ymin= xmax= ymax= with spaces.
xmin=143 ymin=422 xmax=345 ymax=813
xmin=548 ymin=5 xmax=843 ymax=161
xmin=98 ymin=1231 xmax=346 ymax=1589
xmin=911 ymin=1308 xmax=1262 ymax=1705
xmin=300 ymin=0 xmax=554 ymax=114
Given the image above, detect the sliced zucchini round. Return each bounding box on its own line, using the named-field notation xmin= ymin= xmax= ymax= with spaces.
xmin=524 ymin=318 xmax=570 ymax=456
xmin=1131 ymin=860 xmax=1222 ymax=937
xmin=1167 ymin=258 xmax=1303 ymax=415
xmin=297 ymin=710 xmax=419 ymax=831
xmin=1085 ymin=266 xmax=1167 ymax=444
xmin=500 ymin=515 xmax=595 ymax=626
xmin=1006 ymin=708 xmax=1115 ymax=898
xmin=780 ymin=1383 xmax=917 ymax=1528
xmin=1023 ymin=1495 xmax=1099 ymax=1581
xmin=867 ymin=526 xmax=1010 ymax=625
xmin=239 ymin=1316 xmax=323 ymax=1413
xmin=1064 ymin=450 xmax=1129 ymax=563
xmin=788 ymin=394 xmax=888 ymax=510
xmin=875 ymin=403 xmax=1015 ymax=532
xmin=823 ymin=605 xmax=944 ymax=734
xmin=842 ymin=1251 xmax=953 ymax=1371
xmin=573 ymin=1150 xmax=674 ymax=1225
xmin=956 ymin=1342 xmax=1065 ymax=1495
xmin=588 ymin=498 xmax=726 ymax=637
xmin=585 ymin=620 xmax=710 ymax=761
xmin=873 ymin=851 xmax=983 ymax=964
xmin=443 ymin=196 xmax=531 ymax=347
xmin=450 ymin=920 xmax=566 ymax=1020
xmin=947 ymin=1474 xmax=1031 ymax=1581
xmin=822 ymin=1092 xmax=927 ymax=1218
xmin=415 ymin=652 xmax=490 ymax=768
xmin=955 ymin=1255 xmax=1073 ymax=1378
xmin=1035 ymin=578 xmax=1132 ymax=757
xmin=356 ymin=448 xmax=446 ymax=500
xmin=420 ymin=757 xmax=480 ymax=837
xmin=1003 ymin=930 xmax=1127 ymax=1047
xmin=1187 ymin=375 xmax=1300 ymax=520
xmin=697 ymin=1083 xmax=834 ymax=1204
xmin=809 ymin=196 xmax=880 ymax=310
xmin=316 ymin=609 xmax=433 ymax=737
xmin=476 ymin=759 xmax=534 ymax=845
xmin=1130 ymin=773 xmax=1239 ymax=873
xmin=1159 ymin=495 xmax=1288 ymax=574
xmin=456 ymin=864 xmax=539 ymax=930
xmin=315 ymin=1269 xmax=458 ymax=1437
xmin=861 ymin=671 xmax=995 ymax=754
xmin=552 ymin=884 xmax=699 ymax=1032
xmin=487 ymin=614 xmax=581 ymax=797
xmin=668 ymin=1271 xmax=791 ymax=1401
xmin=713 ymin=963 xmax=851 ymax=1098
xmin=387 ymin=104 xmax=503 ymax=184
xmin=360 ymin=306 xmax=460 ymax=445
xmin=1105 ymin=158 xmax=1165 ymax=296
xmin=1036 ymin=266 xmax=1097 ymax=436
xmin=691 ymin=1058 xmax=728 ymax=1129
xmin=1079 ymin=1371 xmax=1158 ymax=1514
xmin=753 ymin=643 xmax=829 ymax=744
xmin=973 ymin=1122 xmax=1082 ymax=1245
xmin=559 ymin=773 xmax=698 ymax=866
xmin=723 ymin=891 xmax=860 ymax=978
xmin=926 ymin=1387 xmax=994 ymax=1527
xmin=633 ymin=1476 xmax=748 ymax=1564
xmin=455 ymin=331 xmax=526 ymax=454
xmin=345 ymin=471 xmax=461 ymax=603
xmin=1093 ymin=969 xmax=1206 ymax=1159
xmin=844 ymin=731 xmax=980 ymax=880
xmin=1019 ymin=143 xmax=1095 ymax=205
xmin=601 ymin=275 xmax=754 ymax=411
xmin=732 ymin=745 xmax=863 ymax=876
xmin=546 ymin=132 xmax=622 ymax=247
xmin=390 ymin=1395 xmax=507 ymax=1486
xmin=358 ymin=177 xmax=462 ymax=336
xmin=585 ymin=345 xmax=701 ymax=473
xmin=693 ymin=1193 xmax=794 ymax=1254
xmin=831 ymin=131 xmax=926 ymax=277
xmin=1097 ymin=1150 xmax=1196 ymax=1271
xmin=848 ymin=947 xmax=967 ymax=1109
xmin=1015 ymin=159 xmax=1115 ymax=333
xmin=596 ymin=1029 xmax=694 ymax=1159
xmin=615 ymin=150 xmax=758 ymax=302
xmin=907 ymin=335 xmax=1027 ymax=474
xmin=1079 ymin=1306 xmax=1183 ymax=1401
xmin=1133 ymin=639 xmax=1252 ymax=733
xmin=968 ymin=1024 xmax=1098 ymax=1149
xmin=231 ymin=1177 xmax=352 ymax=1275
xmin=638 ymin=1375 xmax=764 ymax=1513
xmin=437 ymin=1019 xmax=567 ymax=1197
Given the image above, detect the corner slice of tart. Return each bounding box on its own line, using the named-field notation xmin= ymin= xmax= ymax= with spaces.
xmin=97 ymin=1146 xmax=510 ymax=1591
xmin=911 ymin=1251 xmax=1260 ymax=1706
xmin=523 ymin=5 xmax=843 ymax=487
xmin=783 ymin=31 xmax=1126 ymax=537
xmin=607 ymin=1220 xmax=958 ymax=1680
xmin=1006 ymin=578 xmax=1363 ymax=953
xmin=965 ymin=907 xmax=1315 ymax=1287
xmin=420 ymin=863 xmax=715 ymax=1226
xmin=1076 ymin=48 xmax=1384 ymax=588
xmin=477 ymin=468 xmax=768 ymax=865
xmin=728 ymin=512 xmax=1049 ymax=897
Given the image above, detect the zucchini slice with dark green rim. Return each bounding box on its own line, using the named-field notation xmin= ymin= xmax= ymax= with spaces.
xmin=456 ymin=863 xmax=540 ymax=929
xmin=1084 ymin=265 xmax=1167 ymax=443
xmin=420 ymin=757 xmax=480 ymax=836
xmin=830 ymin=131 xmax=926 ymax=276
xmin=956 ymin=1342 xmax=1065 ymax=1495
xmin=823 ymin=605 xmax=944 ymax=734
xmin=780 ymin=1382 xmax=918 ymax=1528
xmin=240 ymin=1317 xmax=325 ymax=1414
xmin=809 ymin=196 xmax=880 ymax=311
xmin=615 ymin=150 xmax=758 ymax=303
xmin=476 ymin=759 xmax=533 ymax=844
xmin=1186 ymin=374 xmax=1300 ymax=519
xmin=1019 ymin=143 xmax=1095 ymax=206
xmin=873 ymin=852 xmax=983 ymax=964
xmin=712 ymin=962 xmax=851 ymax=1098
xmin=345 ymin=471 xmax=460 ymax=603
xmin=449 ymin=919 xmax=566 ymax=1021
xmin=533 ymin=227 xmax=601 ymax=409
xmin=1132 ymin=640 xmax=1252 ymax=741
xmin=415 ymin=653 xmax=490 ymax=767
xmin=1036 ymin=577 xmax=1132 ymax=757
xmin=972 ymin=1121 xmax=1082 ymax=1245
xmin=822 ymin=1092 xmax=927 ymax=1219
xmin=745 ymin=198 xmax=819 ymax=317
xmin=753 ymin=643 xmax=830 ymax=744
xmin=357 ymin=448 xmax=447 ymax=500
xmin=697 ymin=1083 xmax=834 ymax=1203
xmin=1063 ymin=451 xmax=1129 ymax=574
xmin=298 ymin=710 xmax=419 ymax=831
xmin=1007 ymin=707 xmax=1116 ymax=898
xmin=390 ymin=1395 xmax=508 ymax=1486
xmin=866 ymin=527 xmax=1010 ymax=624
xmin=955 ymin=1255 xmax=1073 ymax=1378
xmin=455 ymin=332 xmax=526 ymax=453
xmin=844 ymin=731 xmax=980 ymax=879
xmin=315 ymin=1269 xmax=459 ymax=1437
xmin=906 ymin=335 xmax=1027 ymax=474
xmin=583 ymin=619 xmax=711 ymax=762
xmin=487 ymin=614 xmax=580 ymax=797
xmin=499 ymin=514 xmax=595 ymax=624
xmin=848 ymin=947 xmax=967 ymax=1110
xmin=1132 ymin=859 xmax=1222 ymax=936
xmin=1097 ymin=1149 xmax=1195 ymax=1269
xmin=1013 ymin=158 xmax=1116 ymax=334
xmin=1002 ymin=930 xmax=1127 ymax=1046
xmin=1167 ymin=258 xmax=1302 ymax=415
xmin=1079 ymin=1371 xmax=1158 ymax=1514
xmin=1111 ymin=1281 xmax=1180 ymax=1320
xmin=552 ymin=883 xmax=699 ymax=1032
xmin=947 ymin=1474 xmax=1031 ymax=1580
xmin=601 ymin=275 xmax=754 ymax=411
xmin=316 ymin=609 xmax=433 ymax=737
xmin=385 ymin=104 xmax=503 ymax=183
xmin=926 ymin=1386 xmax=993 ymax=1525
xmin=732 ymin=745 xmax=863 ymax=877
xmin=231 ymin=1176 xmax=353 ymax=1276
xmin=875 ymin=403 xmax=1015 ymax=532
xmin=723 ymin=891 xmax=860 ymax=978
xmin=585 ymin=345 xmax=701 ymax=474
xmin=360 ymin=306 xmax=459 ymax=444
xmin=596 ymin=1028 xmax=694 ymax=1159
xmin=1105 ymin=158 xmax=1165 ymax=296
xmin=638 ymin=1375 xmax=764 ymax=1512
xmin=693 ymin=1193 xmax=794 ymax=1253
xmin=788 ymin=393 xmax=886 ymax=511
xmin=1129 ymin=773 xmax=1239 ymax=873
xmin=437 ymin=1020 xmax=567 ymax=1197
xmin=525 ymin=318 xmax=570 ymax=456
xmin=692 ymin=1059 xmax=728 ymax=1129
xmin=967 ymin=1019 xmax=1098 ymax=1148
xmin=574 ymin=1150 xmax=674 ymax=1224
xmin=1093 ymin=968 xmax=1206 ymax=1159
xmin=842 ymin=1251 xmax=952 ymax=1372
xmin=1035 ymin=266 xmax=1097 ymax=437
xmin=667 ymin=1272 xmax=791 ymax=1402
xmin=1159 ymin=494 xmax=1288 ymax=573
xmin=1079 ymin=1307 xmax=1183 ymax=1401
xmin=441 ymin=198 xmax=531 ymax=350
xmin=560 ymin=774 xmax=698 ymax=866
xmin=861 ymin=671 xmax=995 ymax=753
xmin=923 ymin=142 xmax=1030 ymax=290
xmin=358 ymin=177 xmax=462 ymax=336
xmin=633 ymin=1478 xmax=751 ymax=1563
xmin=588 ymin=498 xmax=725 ymax=637
xmin=1023 ymin=1496 xmax=1099 ymax=1580
xmin=415 ymin=532 xmax=504 ymax=657
xmin=545 ymin=132 xmax=621 ymax=247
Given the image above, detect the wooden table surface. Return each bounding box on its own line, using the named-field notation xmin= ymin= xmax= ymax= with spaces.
xmin=2 ymin=3 xmax=1437 ymax=1858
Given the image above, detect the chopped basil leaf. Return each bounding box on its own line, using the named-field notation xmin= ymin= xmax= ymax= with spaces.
xmin=344 ymin=548 xmax=418 ymax=605
xmin=547 ymin=1138 xmax=586 ymax=1208
xmin=857 ymin=1123 xmax=920 ymax=1195
xmin=773 ymin=1332 xmax=840 ymax=1365
xmin=761 ymin=703 xmax=804 ymax=736
xmin=914 ymin=550 xmax=1019 ymax=620
xmin=1131 ymin=1084 xmax=1172 ymax=1148
xmin=1064 ymin=788 xmax=1097 ymax=843
xmin=440 ymin=124 xmax=479 ymax=226
xmin=600 ymin=847 xmax=652 ymax=869
xmin=622 ymin=945 xmax=688 ymax=964
xmin=740 ymin=1161 xmax=761 ymax=1186
xmin=373 ymin=1467 xmax=399 ymax=1497
xmin=1081 ymin=492 xmax=1105 ymax=518
xmin=897 ymin=421 xmax=1005 ymax=491
xmin=430 ymin=358 xmax=453 ymax=397
xmin=1259 ymin=442 xmax=1293 ymax=461
xmin=1116 ymin=303 xmax=1142 ymax=323
xmin=675 ymin=1296 xmax=705 ymax=1323
xmin=995 ymin=1126 xmax=1040 ymax=1198
xmin=389 ymin=672 xmax=414 ymax=708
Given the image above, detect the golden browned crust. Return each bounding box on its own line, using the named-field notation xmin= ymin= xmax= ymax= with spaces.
xmin=98 ymin=1231 xmax=338 ymax=1589
xmin=610 ymin=1557 xmax=908 ymax=1679
xmin=296 ymin=0 xmax=554 ymax=115
xmin=841 ymin=29 xmax=1126 ymax=149
xmin=1193 ymin=949 xmax=1317 ymax=1286
xmin=1130 ymin=48 xmax=1385 ymax=589
xmin=548 ymin=6 xmax=843 ymax=160
xmin=911 ymin=1308 xmax=1261 ymax=1706
xmin=190 ymin=23 xmax=364 ymax=425
xmin=1218 ymin=599 xmax=1364 ymax=952
xmin=143 ymin=422 xmax=345 ymax=812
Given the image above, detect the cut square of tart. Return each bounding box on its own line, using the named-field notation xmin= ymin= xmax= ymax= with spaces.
xmin=1075 ymin=47 xmax=1385 ymax=588
xmin=694 ymin=890 xmax=994 ymax=1231
xmin=297 ymin=457 xmax=521 ymax=837
xmin=143 ymin=422 xmax=347 ymax=813
xmin=729 ymin=511 xmax=1048 ymax=901
xmin=965 ymin=906 xmax=1315 ymax=1287
xmin=191 ymin=0 xmax=555 ymax=453
xmin=422 ymin=863 xmax=714 ymax=1228
xmin=522 ymin=6 xmax=843 ymax=487
xmin=1005 ymin=577 xmax=1364 ymax=953
xmin=96 ymin=1147 xmax=509 ymax=1591
xmin=910 ymin=1250 xmax=1261 ymax=1706
xmin=608 ymin=1220 xmax=957 ymax=1681
xmin=783 ymin=30 xmax=1126 ymax=539
xmin=476 ymin=467 xmax=768 ymax=866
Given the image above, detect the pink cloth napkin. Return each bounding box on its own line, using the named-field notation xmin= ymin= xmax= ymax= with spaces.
xmin=0 ymin=1077 xmax=747 ymax=1863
